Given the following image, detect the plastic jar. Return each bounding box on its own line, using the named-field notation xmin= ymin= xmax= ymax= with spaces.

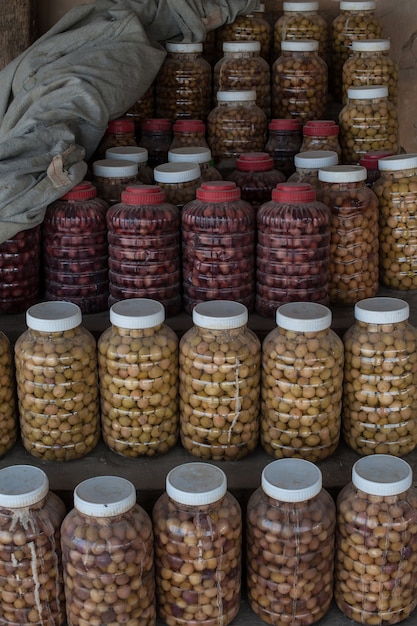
xmin=105 ymin=146 xmax=154 ymax=184
xmin=98 ymin=298 xmax=179 ymax=457
xmin=373 ymin=154 xmax=417 ymax=290
xmin=287 ymin=150 xmax=339 ymax=188
xmin=226 ymin=152 xmax=286 ymax=209
xmin=155 ymin=42 xmax=212 ymax=123
xmin=106 ymin=185 xmax=181 ymax=315
xmin=264 ymin=118 xmax=303 ymax=178
xmin=168 ymin=146 xmax=222 ymax=182
xmin=317 ymin=165 xmax=379 ymax=305
xmin=256 ymin=182 xmax=331 ymax=317
xmin=261 ymin=302 xmax=344 ymax=462
xmin=92 ymin=158 xmax=139 ymax=205
xmin=61 ymin=476 xmax=155 ymax=626
xmin=153 ymin=162 xmax=202 ymax=211
xmin=14 ymin=301 xmax=100 ymax=461
xmin=125 ymin=84 xmax=155 ymax=141
xmin=179 ymin=300 xmax=261 ymax=460
xmin=169 ymin=119 xmax=209 ymax=150
xmin=359 ymin=149 xmax=395 ymax=187
xmin=153 ymin=462 xmax=242 ymax=626
xmin=300 ymin=120 xmax=342 ymax=159
xmin=273 ymin=1 xmax=328 ymax=61
xmin=215 ymin=4 xmax=272 ymax=63
xmin=138 ymin=118 xmax=173 ymax=169
xmin=0 ymin=226 xmax=41 ymax=314
xmin=0 ymin=465 xmax=66 ymax=626
xmin=335 ymin=455 xmax=417 ymax=624
xmin=181 ymin=181 xmax=256 ymax=313
xmin=247 ymin=459 xmax=336 ymax=626
xmin=42 ymin=181 xmax=109 ymax=314
xmin=0 ymin=331 xmax=17 ymax=457
xmin=342 ymin=297 xmax=417 ymax=457
xmin=96 ymin=117 xmax=137 ymax=159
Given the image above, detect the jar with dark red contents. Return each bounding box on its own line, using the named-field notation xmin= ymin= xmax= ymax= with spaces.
xmin=256 ymin=182 xmax=331 ymax=318
xmin=106 ymin=185 xmax=181 ymax=316
xmin=169 ymin=119 xmax=209 ymax=150
xmin=0 ymin=226 xmax=40 ymax=314
xmin=92 ymin=158 xmax=139 ymax=205
xmin=105 ymin=146 xmax=154 ymax=185
xmin=96 ymin=117 xmax=137 ymax=159
xmin=181 ymin=180 xmax=256 ymax=313
xmin=264 ymin=118 xmax=303 ymax=178
xmin=168 ymin=147 xmax=222 ymax=183
xmin=226 ymin=152 xmax=286 ymax=210
xmin=287 ymin=150 xmax=339 ymax=188
xmin=359 ymin=149 xmax=395 ymax=188
xmin=300 ymin=120 xmax=342 ymax=159
xmin=125 ymin=84 xmax=155 ymax=141
xmin=42 ymin=181 xmax=109 ymax=314
xmin=138 ymin=118 xmax=173 ymax=169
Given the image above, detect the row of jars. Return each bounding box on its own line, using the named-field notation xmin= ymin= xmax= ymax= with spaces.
xmin=1 ymin=455 xmax=416 ymax=626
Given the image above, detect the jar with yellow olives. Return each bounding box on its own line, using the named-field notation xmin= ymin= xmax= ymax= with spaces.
xmin=335 ymin=455 xmax=417 ymax=625
xmin=92 ymin=158 xmax=139 ymax=205
xmin=0 ymin=330 xmax=17 ymax=457
xmin=169 ymin=119 xmax=209 ymax=150
xmin=287 ymin=150 xmax=339 ymax=188
xmin=300 ymin=120 xmax=342 ymax=160
xmin=215 ymin=3 xmax=272 ymax=63
xmin=273 ymin=1 xmax=328 ymax=61
xmin=96 ymin=117 xmax=137 ymax=159
xmin=342 ymin=297 xmax=417 ymax=457
xmin=179 ymin=300 xmax=261 ymax=460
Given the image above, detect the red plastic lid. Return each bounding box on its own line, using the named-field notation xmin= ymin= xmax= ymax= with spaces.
xmin=303 ymin=120 xmax=339 ymax=136
xmin=268 ymin=118 xmax=303 ymax=131
xmin=121 ymin=185 xmax=167 ymax=205
xmin=60 ymin=181 xmax=97 ymax=201
xmin=236 ymin=152 xmax=274 ymax=171
xmin=196 ymin=181 xmax=241 ymax=202
xmin=360 ymin=149 xmax=395 ymax=170
xmin=107 ymin=118 xmax=135 ymax=133
xmin=272 ymin=182 xmax=316 ymax=203
xmin=173 ymin=119 xmax=206 ymax=133
xmin=141 ymin=118 xmax=173 ymax=132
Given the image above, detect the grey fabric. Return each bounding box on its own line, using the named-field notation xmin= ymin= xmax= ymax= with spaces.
xmin=0 ymin=0 xmax=259 ymax=243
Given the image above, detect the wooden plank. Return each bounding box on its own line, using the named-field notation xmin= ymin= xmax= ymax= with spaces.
xmin=0 ymin=0 xmax=34 ymax=70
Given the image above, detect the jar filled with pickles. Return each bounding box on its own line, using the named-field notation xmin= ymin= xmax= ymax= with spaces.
xmin=273 ymin=1 xmax=328 ymax=61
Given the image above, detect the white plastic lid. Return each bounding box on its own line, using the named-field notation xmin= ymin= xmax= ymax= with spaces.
xmin=354 ymin=297 xmax=409 ymax=324
xmin=351 ymin=39 xmax=391 ymax=52
xmin=276 ymin=302 xmax=332 ymax=332
xmin=153 ymin=162 xmax=201 ymax=183
xmin=110 ymin=298 xmax=165 ymax=329
xmin=347 ymin=85 xmax=388 ymax=100
xmin=166 ymin=42 xmax=203 ymax=53
xmin=92 ymin=158 xmax=138 ymax=177
xmin=166 ymin=463 xmax=227 ymax=506
xmin=378 ymin=153 xmax=417 ymax=171
xmin=340 ymin=1 xmax=376 ymax=10
xmin=217 ymin=90 xmax=257 ymax=102
xmin=294 ymin=150 xmax=339 ymax=169
xmin=262 ymin=459 xmax=322 ymax=502
xmin=105 ymin=146 xmax=149 ymax=163
xmin=0 ymin=465 xmax=49 ymax=508
xmin=192 ymin=300 xmax=248 ymax=329
xmin=222 ymin=41 xmax=261 ymax=53
xmin=284 ymin=1 xmax=319 ymax=11
xmin=74 ymin=476 xmax=137 ymax=517
xmin=168 ymin=147 xmax=211 ymax=165
xmin=281 ymin=39 xmax=319 ymax=52
xmin=26 ymin=301 xmax=82 ymax=332
xmin=352 ymin=456 xmax=412 ymax=496
xmin=318 ymin=165 xmax=367 ymax=183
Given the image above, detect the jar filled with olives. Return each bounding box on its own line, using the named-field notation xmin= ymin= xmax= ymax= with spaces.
xmin=342 ymin=297 xmax=417 ymax=457
xmin=0 ymin=226 xmax=41 ymax=314
xmin=273 ymin=1 xmax=328 ymax=61
xmin=226 ymin=152 xmax=286 ymax=210
xmin=153 ymin=162 xmax=202 ymax=211
xmin=92 ymin=158 xmax=139 ymax=205
xmin=300 ymin=120 xmax=342 ymax=159
xmin=264 ymin=118 xmax=303 ymax=178
xmin=215 ymin=3 xmax=272 ymax=63
xmin=0 ymin=331 xmax=17 ymax=458
xmin=105 ymin=146 xmax=154 ymax=185
xmin=287 ymin=150 xmax=339 ymax=188
xmin=169 ymin=119 xmax=209 ymax=150
xmin=96 ymin=117 xmax=137 ymax=159
xmin=138 ymin=118 xmax=173 ymax=169
xmin=124 ymin=84 xmax=155 ymax=141
xmin=168 ymin=146 xmax=222 ymax=182
xmin=359 ymin=149 xmax=394 ymax=188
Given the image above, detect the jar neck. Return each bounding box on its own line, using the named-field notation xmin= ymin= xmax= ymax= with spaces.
xmin=320 ymin=180 xmax=365 ymax=190
xmin=113 ymin=323 xmax=163 ymax=337
xmin=356 ymin=319 xmax=408 ymax=332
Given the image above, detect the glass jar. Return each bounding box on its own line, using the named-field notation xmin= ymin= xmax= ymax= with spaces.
xmin=226 ymin=152 xmax=286 ymax=209
xmin=124 ymin=84 xmax=155 ymax=141
xmin=14 ymin=301 xmax=100 ymax=461
xmin=0 ymin=465 xmax=66 ymax=626
xmin=155 ymin=42 xmax=212 ymax=123
xmin=373 ymin=154 xmax=417 ymax=290
xmin=153 ymin=162 xmax=202 ymax=211
xmin=0 ymin=331 xmax=17 ymax=457
xmin=181 ymin=181 xmax=256 ymax=313
xmin=359 ymin=149 xmax=395 ymax=188
xmin=256 ymin=182 xmax=331 ymax=317
xmin=61 ymin=476 xmax=155 ymax=626
xmin=261 ymin=302 xmax=344 ymax=462
xmin=169 ymin=119 xmax=209 ymax=150
xmin=247 ymin=459 xmax=336 ymax=625
xmin=287 ymin=150 xmax=339 ymax=188
xmin=42 ymin=181 xmax=109 ymax=314
xmin=92 ymin=158 xmax=139 ymax=205
xmin=106 ymin=185 xmax=181 ymax=315
xmin=300 ymin=120 xmax=342 ymax=159
xmin=96 ymin=117 xmax=137 ymax=160
xmin=215 ymin=4 xmax=272 ymax=63
xmin=342 ymin=297 xmax=417 ymax=457
xmin=98 ymin=298 xmax=179 ymax=457
xmin=335 ymin=456 xmax=417 ymax=624
xmin=317 ymin=165 xmax=379 ymax=305
xmin=138 ymin=118 xmax=173 ymax=169
xmin=168 ymin=146 xmax=222 ymax=182
xmin=264 ymin=118 xmax=303 ymax=178
xmin=179 ymin=301 xmax=261 ymax=460
xmin=153 ymin=462 xmax=242 ymax=626
xmin=105 ymin=146 xmax=154 ymax=184
xmin=0 ymin=226 xmax=40 ymax=314
xmin=273 ymin=1 xmax=328 ymax=61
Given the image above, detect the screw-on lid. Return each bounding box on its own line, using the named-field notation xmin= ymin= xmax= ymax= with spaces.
xmin=303 ymin=121 xmax=339 ymax=137
xmin=272 ymin=182 xmax=316 ymax=202
xmin=236 ymin=152 xmax=274 ymax=171
xmin=166 ymin=463 xmax=227 ymax=506
xmin=0 ymin=465 xmax=49 ymax=508
xmin=166 ymin=41 xmax=203 ymax=53
xmin=352 ymin=456 xmax=412 ymax=496
xmin=284 ymin=1 xmax=319 ymax=11
xmin=92 ymin=159 xmax=138 ymax=177
xmin=354 ymin=297 xmax=409 ymax=324
xmin=60 ymin=181 xmax=97 ymax=201
xmin=340 ymin=0 xmax=376 ymax=10
xmin=262 ymin=459 xmax=322 ymax=502
xmin=196 ymin=180 xmax=241 ymax=202
xmin=105 ymin=146 xmax=148 ymax=163
xmin=268 ymin=118 xmax=303 ymax=131
xmin=318 ymin=164 xmax=367 ymax=183
xmin=121 ymin=184 xmax=166 ymax=204
xmin=276 ymin=302 xmax=332 ymax=332
xmin=172 ymin=119 xmax=206 ymax=133
xmin=192 ymin=300 xmax=248 ymax=329
xmin=281 ymin=39 xmax=319 ymax=52
xmin=347 ymin=85 xmax=388 ymax=100
xmin=168 ymin=147 xmax=211 ymax=165
xmin=110 ymin=298 xmax=165 ymax=328
xmin=351 ymin=39 xmax=391 ymax=52
xmin=154 ymin=162 xmax=201 ymax=183
xmin=378 ymin=153 xmax=417 ymax=172
xmin=26 ymin=301 xmax=82 ymax=332
xmin=294 ymin=150 xmax=339 ymax=169
xmin=222 ymin=40 xmax=261 ymax=53
xmin=359 ymin=149 xmax=395 ymax=169
xmin=141 ymin=118 xmax=172 ymax=132
xmin=217 ymin=90 xmax=257 ymax=102
xmin=74 ymin=476 xmax=137 ymax=517
xmin=106 ymin=118 xmax=135 ymax=134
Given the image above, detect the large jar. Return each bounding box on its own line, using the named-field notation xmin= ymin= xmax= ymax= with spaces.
xmin=153 ymin=462 xmax=242 ymax=626
xmin=169 ymin=119 xmax=209 ymax=150
xmin=153 ymin=162 xmax=202 ymax=211
xmin=247 ymin=459 xmax=336 ymax=626
xmin=179 ymin=300 xmax=261 ymax=460
xmin=335 ymin=455 xmax=417 ymax=624
xmin=300 ymin=120 xmax=342 ymax=159
xmin=181 ymin=181 xmax=256 ymax=313
xmin=215 ymin=4 xmax=272 ymax=63
xmin=0 ymin=465 xmax=66 ymax=626
xmin=373 ymin=154 xmax=417 ymax=290
xmin=138 ymin=118 xmax=173 ymax=169
xmin=317 ymin=165 xmax=379 ymax=306
xmin=92 ymin=158 xmax=139 ymax=205
xmin=61 ymin=476 xmax=155 ymax=626
xmin=256 ymin=182 xmax=331 ymax=318
xmin=0 ymin=331 xmax=17 ymax=457
xmin=342 ymin=297 xmax=417 ymax=457
xmin=124 ymin=84 xmax=155 ymax=141
xmin=261 ymin=302 xmax=344 ymax=462
xmin=271 ymin=39 xmax=328 ymax=122
xmin=168 ymin=146 xmax=222 ymax=182
xmin=98 ymin=298 xmax=179 ymax=457
xmin=226 ymin=152 xmax=286 ymax=210
xmin=96 ymin=117 xmax=137 ymax=160
xmin=273 ymin=1 xmax=328 ymax=61
xmin=14 ymin=301 xmax=100 ymax=461
xmin=105 ymin=146 xmax=154 ymax=185
xmin=264 ymin=118 xmax=303 ymax=178
xmin=0 ymin=226 xmax=40 ymax=314
xmin=287 ymin=149 xmax=339 ymax=188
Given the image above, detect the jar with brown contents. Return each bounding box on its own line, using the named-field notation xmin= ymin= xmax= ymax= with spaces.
xmin=169 ymin=119 xmax=209 ymax=150
xmin=105 ymin=146 xmax=154 ymax=185
xmin=153 ymin=462 xmax=242 ymax=626
xmin=0 ymin=226 xmax=41 ymax=314
xmin=153 ymin=162 xmax=202 ymax=211
xmin=124 ymin=84 xmax=155 ymax=141
xmin=96 ymin=118 xmax=137 ymax=160
xmin=226 ymin=152 xmax=286 ymax=210
xmin=287 ymin=150 xmax=339 ymax=188
xmin=335 ymin=456 xmax=417 ymax=625
xmin=261 ymin=302 xmax=344 ymax=462
xmin=264 ymin=118 xmax=303 ymax=178
xmin=138 ymin=118 xmax=173 ymax=169
xmin=14 ymin=301 xmax=100 ymax=461
xmin=247 ymin=459 xmax=336 ymax=626
xmin=215 ymin=4 xmax=272 ymax=63
xmin=273 ymin=1 xmax=328 ymax=61
xmin=179 ymin=301 xmax=261 ymax=461
xmin=342 ymin=297 xmax=417 ymax=457
xmin=98 ymin=298 xmax=179 ymax=457
xmin=359 ymin=149 xmax=394 ymax=188
xmin=317 ymin=165 xmax=379 ymax=305
xmin=0 ymin=332 xmax=17 ymax=458
xmin=0 ymin=465 xmax=66 ymax=626
xmin=92 ymin=158 xmax=139 ymax=205
xmin=300 ymin=120 xmax=342 ymax=159
xmin=61 ymin=476 xmax=155 ymax=626
xmin=168 ymin=147 xmax=222 ymax=183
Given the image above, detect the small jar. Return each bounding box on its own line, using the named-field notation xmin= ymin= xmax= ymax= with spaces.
xmin=300 ymin=120 xmax=342 ymax=159
xmin=0 ymin=465 xmax=66 ymax=626
xmin=105 ymin=146 xmax=154 ymax=184
xmin=261 ymin=302 xmax=344 ymax=462
xmin=342 ymin=297 xmax=417 ymax=457
xmin=124 ymin=84 xmax=155 ymax=141
xmin=264 ymin=118 xmax=303 ymax=178
xmin=273 ymin=1 xmax=328 ymax=61
xmin=92 ymin=158 xmax=139 ymax=205
xmin=155 ymin=42 xmax=212 ymax=122
xmin=179 ymin=301 xmax=261 ymax=460
xmin=138 ymin=118 xmax=173 ymax=168
xmin=226 ymin=152 xmax=286 ymax=209
xmin=96 ymin=117 xmax=137 ymax=159
xmin=335 ymin=456 xmax=417 ymax=624
xmin=256 ymin=182 xmax=331 ymax=318
xmin=215 ymin=4 xmax=272 ymax=63
xmin=287 ymin=150 xmax=339 ymax=188
xmin=359 ymin=149 xmax=395 ymax=188
xmin=98 ymin=298 xmax=179 ymax=457
xmin=272 ymin=39 xmax=328 ymax=122
xmin=373 ymin=154 xmax=417 ymax=290
xmin=61 ymin=476 xmax=155 ymax=626
xmin=169 ymin=119 xmax=209 ymax=150
xmin=0 ymin=331 xmax=17 ymax=457
xmin=247 ymin=459 xmax=336 ymax=626
xmin=168 ymin=146 xmax=222 ymax=182
xmin=153 ymin=162 xmax=202 ymax=211
xmin=0 ymin=226 xmax=41 ymax=314
xmin=14 ymin=301 xmax=100 ymax=461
